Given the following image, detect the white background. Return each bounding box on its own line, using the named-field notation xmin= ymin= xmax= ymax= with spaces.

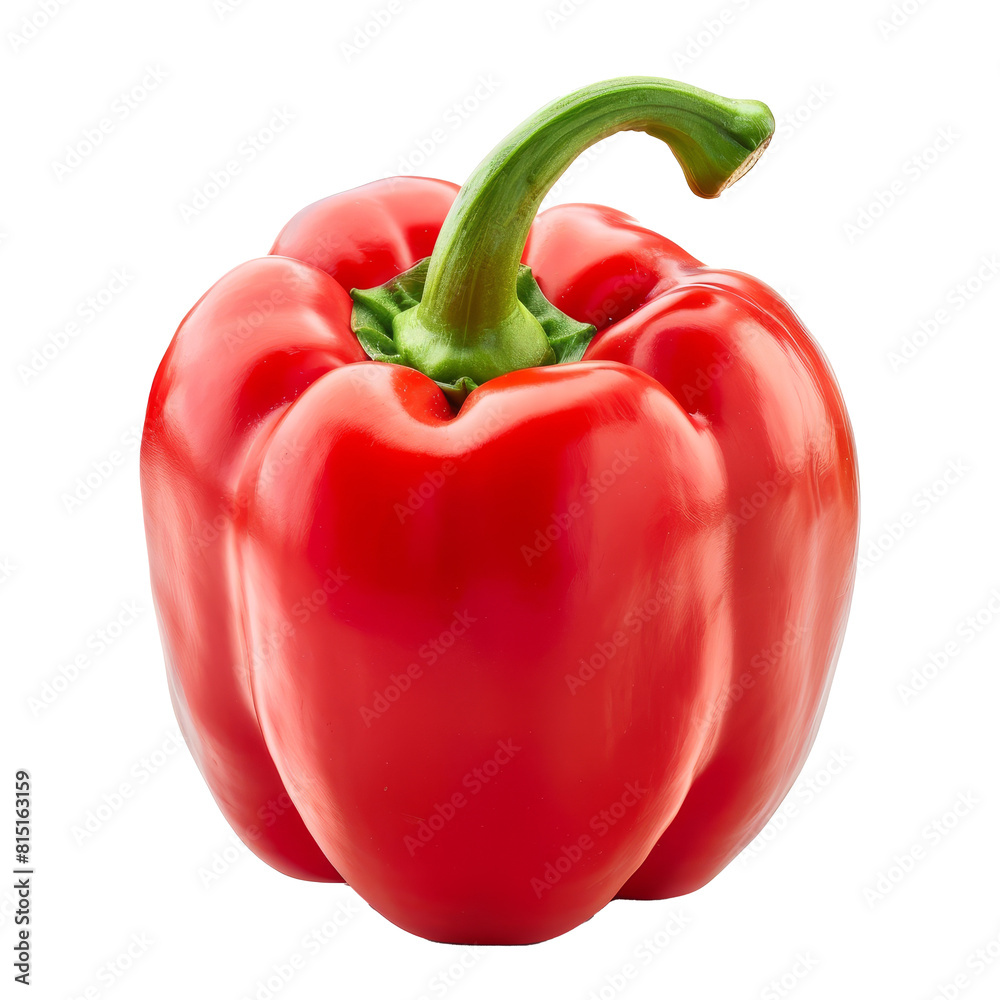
xmin=3 ymin=0 xmax=1000 ymax=997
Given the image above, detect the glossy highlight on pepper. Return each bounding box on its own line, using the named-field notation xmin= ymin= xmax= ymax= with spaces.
xmin=141 ymin=77 xmax=859 ymax=944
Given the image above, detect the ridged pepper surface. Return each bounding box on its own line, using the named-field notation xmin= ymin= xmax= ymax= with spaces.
xmin=141 ymin=78 xmax=859 ymax=944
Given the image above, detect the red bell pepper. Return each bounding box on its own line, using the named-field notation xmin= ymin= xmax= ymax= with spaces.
xmin=141 ymin=77 xmax=858 ymax=944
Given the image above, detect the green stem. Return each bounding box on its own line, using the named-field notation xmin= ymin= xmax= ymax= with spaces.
xmin=393 ymin=76 xmax=774 ymax=386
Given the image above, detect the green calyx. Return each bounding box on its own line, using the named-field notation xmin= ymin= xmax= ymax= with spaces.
xmin=350 ymin=76 xmax=775 ymax=397
xmin=351 ymin=258 xmax=595 ymax=404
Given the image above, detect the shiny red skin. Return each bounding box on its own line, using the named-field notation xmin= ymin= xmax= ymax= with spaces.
xmin=141 ymin=176 xmax=858 ymax=943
